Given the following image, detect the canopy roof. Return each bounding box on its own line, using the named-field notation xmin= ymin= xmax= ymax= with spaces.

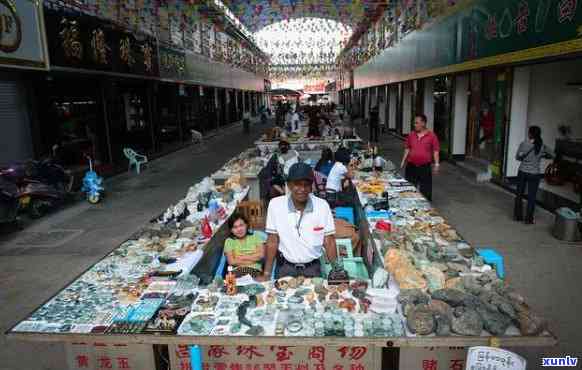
xmin=222 ymin=0 xmax=379 ymax=33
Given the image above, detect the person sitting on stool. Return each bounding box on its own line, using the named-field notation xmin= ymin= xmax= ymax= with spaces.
xmin=260 ymin=163 xmax=337 ymax=280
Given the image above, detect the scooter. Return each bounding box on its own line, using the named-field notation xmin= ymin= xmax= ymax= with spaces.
xmin=81 ymin=156 xmax=104 ymax=204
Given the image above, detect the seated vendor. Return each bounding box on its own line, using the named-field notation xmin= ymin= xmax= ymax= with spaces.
xmin=326 ymin=148 xmax=355 ymax=193
xmin=277 ymin=139 xmax=299 ymax=176
xmin=224 ymin=213 xmax=264 ymax=278
xmin=269 ymin=164 xmax=286 ymax=199
xmin=261 ymin=163 xmax=337 ymax=280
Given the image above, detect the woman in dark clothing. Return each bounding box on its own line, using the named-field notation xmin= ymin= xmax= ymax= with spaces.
xmin=315 ymin=148 xmax=334 ymax=177
xmin=307 ymin=117 xmax=321 ymax=138
xmin=514 ymin=126 xmax=554 ymax=224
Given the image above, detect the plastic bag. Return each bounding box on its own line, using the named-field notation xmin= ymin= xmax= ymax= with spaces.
xmin=556 ymin=207 xmax=578 ymax=220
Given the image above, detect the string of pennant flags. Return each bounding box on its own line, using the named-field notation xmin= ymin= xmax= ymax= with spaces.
xmin=45 ymin=0 xmax=461 ymax=82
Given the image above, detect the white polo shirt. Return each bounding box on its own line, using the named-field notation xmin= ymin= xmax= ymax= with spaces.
xmin=278 ymin=150 xmax=299 ymax=175
xmin=266 ymin=194 xmax=335 ymax=264
xmin=326 ymin=162 xmax=348 ymax=192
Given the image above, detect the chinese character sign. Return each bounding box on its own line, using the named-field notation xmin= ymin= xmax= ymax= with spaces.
xmin=169 ymin=345 xmax=377 ymax=370
xmin=65 ymin=342 xmax=156 ymax=370
xmin=0 ymin=0 xmax=47 ymax=67
xmin=466 ymin=347 xmax=526 ymax=370
xmin=400 ymin=347 xmax=468 ymax=370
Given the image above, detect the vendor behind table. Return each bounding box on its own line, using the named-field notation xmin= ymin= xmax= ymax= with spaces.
xmin=261 ymin=163 xmax=337 ymax=280
xmin=224 ymin=212 xmax=265 ymax=278
xmin=326 ymin=147 xmax=356 ymax=193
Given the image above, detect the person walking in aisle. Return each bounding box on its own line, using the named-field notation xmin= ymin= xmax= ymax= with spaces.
xmin=369 ymin=105 xmax=380 ymax=143
xmin=400 ymin=114 xmax=440 ymax=201
xmin=514 ymin=126 xmax=554 ymax=224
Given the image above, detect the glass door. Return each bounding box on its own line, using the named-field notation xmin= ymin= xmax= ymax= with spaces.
xmin=433 ymin=76 xmax=454 ymax=158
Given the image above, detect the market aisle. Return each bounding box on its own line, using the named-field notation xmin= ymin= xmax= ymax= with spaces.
xmin=0 ymin=121 xmax=269 ymax=370
xmin=365 ymin=127 xmax=582 ymax=368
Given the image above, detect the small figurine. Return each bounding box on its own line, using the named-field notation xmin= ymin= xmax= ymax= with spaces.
xmin=201 ymin=216 xmax=213 ymax=238
xmin=327 ymin=260 xmax=350 ymax=285
xmin=225 ymin=266 xmax=237 ymax=296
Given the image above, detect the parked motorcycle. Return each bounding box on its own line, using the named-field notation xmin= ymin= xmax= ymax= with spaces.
xmin=0 ymin=158 xmax=73 ymax=193
xmin=0 ymin=177 xmax=21 ymax=226
xmin=81 ymin=156 xmax=104 ymax=204
xmin=0 ymin=158 xmax=73 ymax=219
xmin=18 ymin=181 xmax=67 ymax=218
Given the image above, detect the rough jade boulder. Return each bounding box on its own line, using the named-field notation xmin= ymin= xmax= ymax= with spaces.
xmin=431 ymin=289 xmax=470 ymax=307
xmin=475 ymin=306 xmax=512 ymax=335
xmin=451 ymin=307 xmax=483 ymax=336
xmin=407 ymin=306 xmax=436 ymax=335
xmin=385 ymin=249 xmax=427 ymax=291
xmin=434 ymin=314 xmax=452 ymax=336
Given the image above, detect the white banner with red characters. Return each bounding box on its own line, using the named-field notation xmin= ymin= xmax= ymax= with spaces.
xmin=65 ymin=342 xmax=156 ymax=370
xmin=399 ymin=347 xmax=468 ymax=370
xmin=169 ymin=344 xmax=378 ymax=370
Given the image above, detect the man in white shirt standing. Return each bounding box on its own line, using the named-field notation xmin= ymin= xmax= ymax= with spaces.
xmin=261 ymin=163 xmax=337 ymax=279
xmin=285 ymin=110 xmax=293 ymax=132
xmin=277 ymin=140 xmax=300 ymax=176
xmin=326 ymin=148 xmax=354 ymax=192
xmin=291 ymin=110 xmax=301 ymax=133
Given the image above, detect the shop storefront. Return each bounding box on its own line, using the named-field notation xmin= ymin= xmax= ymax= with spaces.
xmin=228 ymin=89 xmax=237 ymax=124
xmin=0 ymin=0 xmax=48 ymax=164
xmin=35 ymin=75 xmax=111 ymax=173
xmin=504 ymin=58 xmax=582 ymax=210
xmin=38 ymin=5 xmax=161 ymax=173
xmin=200 ymin=86 xmax=218 ymax=132
xmin=466 ymin=68 xmax=513 ymax=179
xmin=178 ymin=84 xmax=201 ymax=137
xmin=217 ymin=87 xmax=228 ymax=127
xmin=157 ymin=83 xmax=184 ymax=154
xmin=432 ymin=76 xmax=454 ymax=158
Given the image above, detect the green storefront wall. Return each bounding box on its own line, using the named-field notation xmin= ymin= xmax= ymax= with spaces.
xmin=354 ymin=0 xmax=582 ymax=88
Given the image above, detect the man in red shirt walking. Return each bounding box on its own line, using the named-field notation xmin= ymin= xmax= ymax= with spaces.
xmin=400 ymin=114 xmax=440 ymax=201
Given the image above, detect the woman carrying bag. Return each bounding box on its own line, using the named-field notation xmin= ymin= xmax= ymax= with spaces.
xmin=514 ymin=126 xmax=554 ymax=224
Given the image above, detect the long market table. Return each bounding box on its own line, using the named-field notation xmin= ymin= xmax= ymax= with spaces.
xmin=255 ymin=136 xmax=362 ymax=154
xmin=6 ymin=148 xmax=556 ymax=370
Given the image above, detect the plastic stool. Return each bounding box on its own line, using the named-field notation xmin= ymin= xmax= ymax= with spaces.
xmin=335 ymin=206 xmax=355 ymax=225
xmin=189 ymin=346 xmax=203 ymax=370
xmin=477 ymin=248 xmax=505 ymax=279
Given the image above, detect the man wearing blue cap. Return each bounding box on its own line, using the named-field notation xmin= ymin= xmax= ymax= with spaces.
xmin=261 ymin=163 xmax=337 ymax=279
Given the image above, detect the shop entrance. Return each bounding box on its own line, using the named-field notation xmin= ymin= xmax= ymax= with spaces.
xmin=201 ymin=87 xmax=217 ymax=132
xmin=228 ymin=90 xmax=237 ymax=124
xmin=236 ymin=91 xmax=243 ymax=121
xmin=466 ymin=69 xmax=512 ymax=179
xmin=106 ymin=80 xmax=154 ymax=165
xmin=412 ymin=80 xmax=424 ymax=120
xmin=35 ymin=75 xmax=110 ymax=175
xmin=179 ymin=86 xmax=200 ymax=138
xmin=217 ymin=88 xmax=228 ymax=127
xmin=157 ymin=83 xmax=183 ymax=154
xmin=433 ymin=76 xmax=454 ymax=158
xmin=395 ymin=83 xmax=403 ymax=135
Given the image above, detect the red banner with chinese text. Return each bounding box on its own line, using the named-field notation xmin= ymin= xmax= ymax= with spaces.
xmin=169 ymin=344 xmax=378 ymax=370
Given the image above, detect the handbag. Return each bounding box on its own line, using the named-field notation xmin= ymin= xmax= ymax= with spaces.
xmin=545 ymin=162 xmax=564 ymax=186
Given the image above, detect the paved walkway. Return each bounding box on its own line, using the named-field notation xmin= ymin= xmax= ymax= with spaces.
xmin=364 ymin=126 xmax=582 ymax=368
